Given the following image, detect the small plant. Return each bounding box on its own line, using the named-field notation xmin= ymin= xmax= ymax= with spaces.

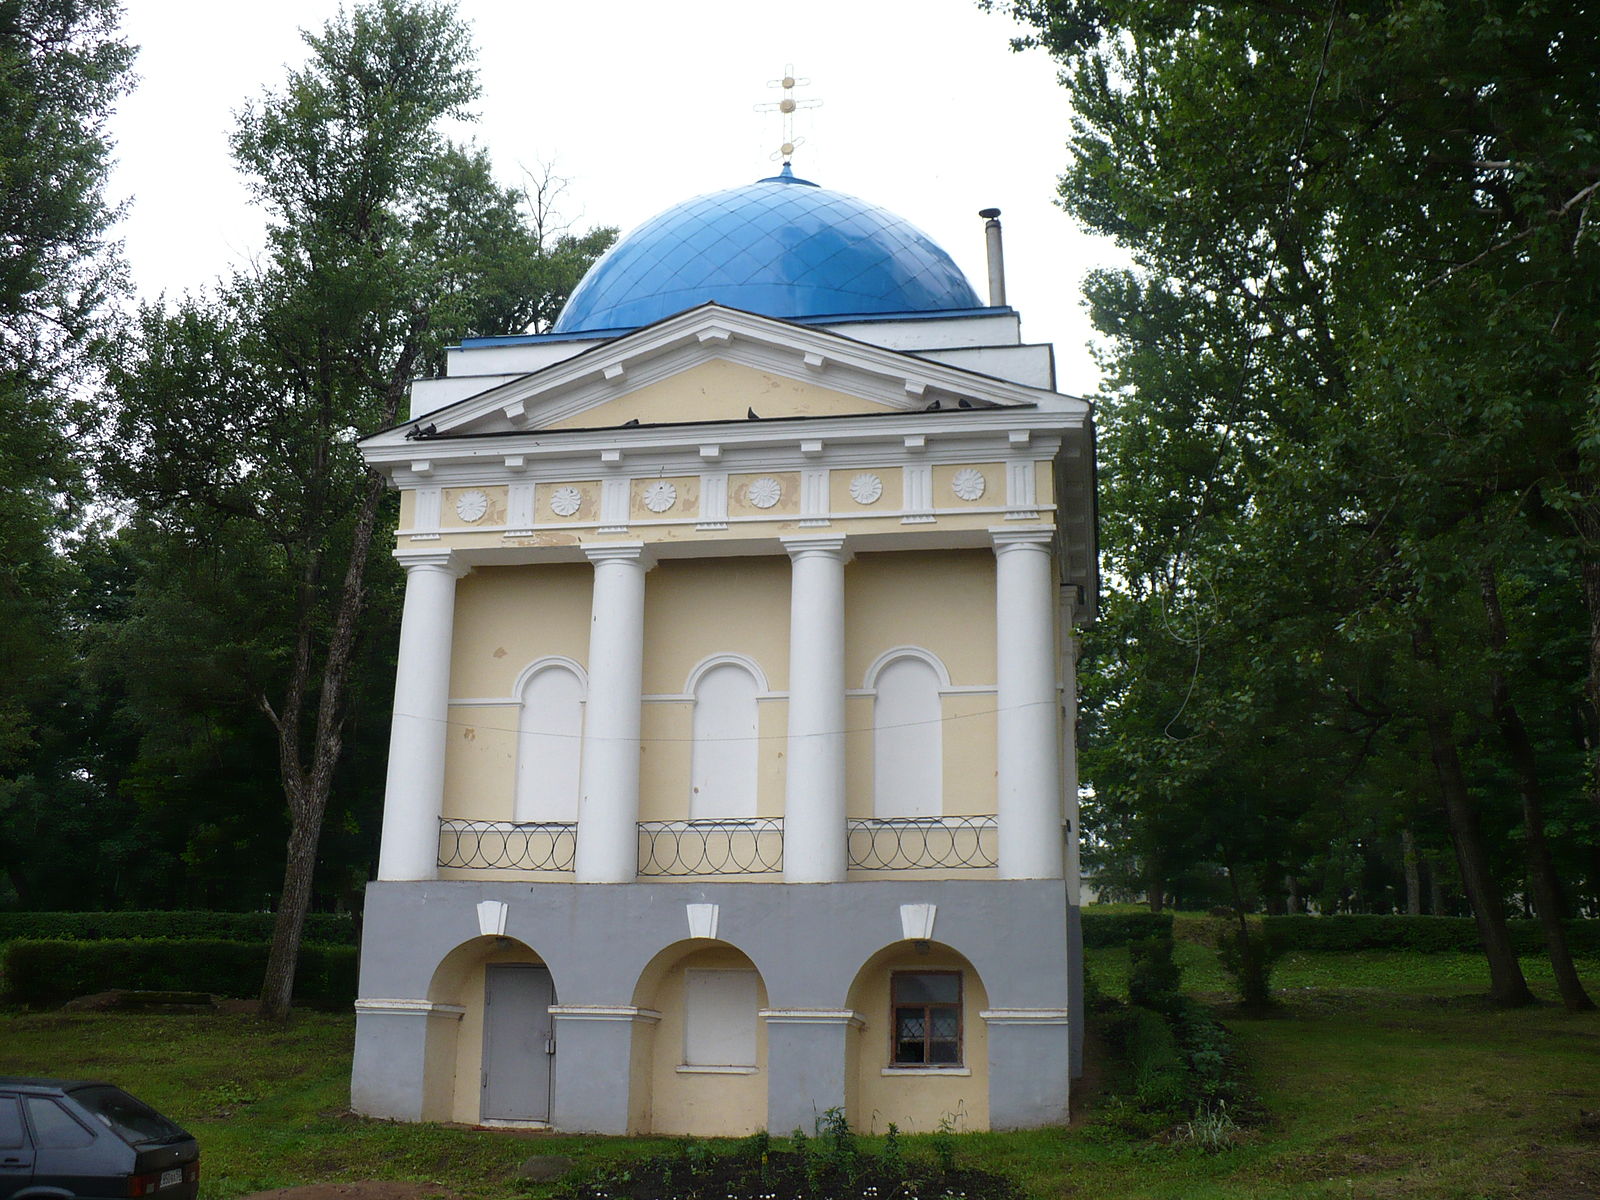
xmin=929 ymin=1114 xmax=958 ymax=1176
xmin=881 ymin=1122 xmax=905 ymax=1179
xmin=1170 ymin=1102 xmax=1239 ymax=1153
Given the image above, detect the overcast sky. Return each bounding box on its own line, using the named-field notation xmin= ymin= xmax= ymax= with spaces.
xmin=107 ymin=0 xmax=1123 ymax=394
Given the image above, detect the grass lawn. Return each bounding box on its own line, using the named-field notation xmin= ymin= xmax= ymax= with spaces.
xmin=0 ymin=948 xmax=1596 ymax=1200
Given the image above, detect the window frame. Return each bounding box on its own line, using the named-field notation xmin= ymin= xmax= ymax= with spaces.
xmin=889 ymin=969 xmax=963 ymax=1068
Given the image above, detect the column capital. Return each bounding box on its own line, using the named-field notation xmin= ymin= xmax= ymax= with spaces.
xmin=780 ymin=533 xmax=851 ymax=563
xmin=392 ymin=548 xmax=470 ymax=577
xmin=989 ymin=527 xmax=1055 ymax=553
xmin=582 ymin=541 xmax=655 ymax=569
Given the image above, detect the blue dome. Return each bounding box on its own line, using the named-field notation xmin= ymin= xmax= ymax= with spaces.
xmin=552 ymin=166 xmax=983 ymax=334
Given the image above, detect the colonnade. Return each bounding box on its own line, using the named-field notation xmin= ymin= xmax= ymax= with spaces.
xmin=376 ymin=530 xmax=1065 ymax=884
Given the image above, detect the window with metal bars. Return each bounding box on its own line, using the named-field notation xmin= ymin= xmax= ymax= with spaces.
xmin=890 ymin=970 xmax=962 ymax=1066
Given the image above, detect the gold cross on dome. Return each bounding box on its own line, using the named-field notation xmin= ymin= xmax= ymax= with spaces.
xmin=754 ymin=64 xmax=822 ymax=163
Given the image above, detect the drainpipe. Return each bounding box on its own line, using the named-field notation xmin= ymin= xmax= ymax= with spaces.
xmin=980 ymin=207 xmax=1006 ymax=307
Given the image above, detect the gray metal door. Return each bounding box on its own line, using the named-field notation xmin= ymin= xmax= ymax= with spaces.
xmin=482 ymin=964 xmax=555 ymax=1122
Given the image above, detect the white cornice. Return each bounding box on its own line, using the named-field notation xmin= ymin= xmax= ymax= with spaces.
xmin=364 ymin=410 xmax=1079 ymax=488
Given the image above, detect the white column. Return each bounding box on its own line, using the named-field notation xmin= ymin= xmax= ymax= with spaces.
xmin=377 ymin=549 xmax=468 ymax=881
xmin=574 ymin=543 xmax=652 ymax=882
xmin=992 ymin=529 xmax=1064 ymax=879
xmin=782 ymin=535 xmax=850 ymax=883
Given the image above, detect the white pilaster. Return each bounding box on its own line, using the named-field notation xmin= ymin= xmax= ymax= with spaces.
xmin=992 ymin=529 xmax=1064 ymax=879
xmin=782 ymin=534 xmax=851 ymax=882
xmin=377 ymin=549 xmax=468 ymax=881
xmin=575 ymin=543 xmax=653 ymax=882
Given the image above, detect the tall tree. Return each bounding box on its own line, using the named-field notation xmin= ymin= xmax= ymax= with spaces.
xmin=104 ymin=0 xmax=612 ymax=1017
xmin=990 ymin=0 xmax=1599 ymax=1002
xmin=0 ymin=0 xmax=132 ymax=891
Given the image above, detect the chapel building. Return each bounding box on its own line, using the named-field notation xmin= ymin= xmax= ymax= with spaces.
xmin=350 ymin=162 xmax=1097 ymax=1135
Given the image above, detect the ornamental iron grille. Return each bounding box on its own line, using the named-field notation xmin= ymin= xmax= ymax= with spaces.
xmin=438 ymin=819 xmax=577 ymax=872
xmin=636 ymin=818 xmax=784 ymax=876
xmin=846 ymin=816 xmax=998 ymax=871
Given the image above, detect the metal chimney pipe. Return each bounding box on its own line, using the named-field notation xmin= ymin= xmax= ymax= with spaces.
xmin=979 ymin=207 xmax=1006 ymax=307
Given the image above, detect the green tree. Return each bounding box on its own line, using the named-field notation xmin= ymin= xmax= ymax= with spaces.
xmin=991 ymin=0 xmax=1599 ymax=1006
xmin=104 ymin=0 xmax=612 ymax=1017
xmin=0 ymin=0 xmax=132 ymax=895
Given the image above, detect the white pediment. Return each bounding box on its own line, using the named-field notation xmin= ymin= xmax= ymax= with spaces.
xmin=361 ymin=305 xmax=1065 ymax=452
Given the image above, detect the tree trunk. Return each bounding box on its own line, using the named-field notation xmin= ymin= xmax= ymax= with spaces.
xmin=1428 ymin=856 xmax=1446 ymax=916
xmin=1478 ymin=565 xmax=1595 ymax=1011
xmin=258 ymin=468 xmax=392 ymax=1021
xmin=1577 ymin=497 xmax=1600 ymax=825
xmin=1401 ymin=828 xmax=1422 ymax=916
xmin=1411 ymin=619 xmax=1534 ymax=1007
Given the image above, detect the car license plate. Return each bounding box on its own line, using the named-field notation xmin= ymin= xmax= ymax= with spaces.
xmin=159 ymin=1170 xmax=182 ymax=1189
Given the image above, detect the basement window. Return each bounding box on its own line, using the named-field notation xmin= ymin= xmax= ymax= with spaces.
xmin=891 ymin=970 xmax=962 ymax=1066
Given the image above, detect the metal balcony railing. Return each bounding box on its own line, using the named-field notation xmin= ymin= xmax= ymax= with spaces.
xmin=438 ymin=819 xmax=577 ymax=872
xmin=846 ymin=815 xmax=999 ymax=870
xmin=636 ymin=818 xmax=785 ymax=877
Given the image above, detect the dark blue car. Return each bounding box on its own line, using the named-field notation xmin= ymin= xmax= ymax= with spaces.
xmin=0 ymin=1080 xmax=198 ymax=1200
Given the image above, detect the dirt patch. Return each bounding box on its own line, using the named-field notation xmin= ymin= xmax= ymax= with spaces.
xmin=237 ymin=1184 xmax=463 ymax=1200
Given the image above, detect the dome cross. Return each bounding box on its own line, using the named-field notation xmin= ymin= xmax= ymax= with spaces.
xmin=755 ymin=64 xmax=822 ymax=163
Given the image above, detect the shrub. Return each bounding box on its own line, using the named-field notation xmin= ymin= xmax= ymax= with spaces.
xmin=1128 ymin=933 xmax=1183 ymax=1015
xmin=0 ymin=911 xmax=358 ymax=946
xmin=0 ymin=938 xmax=356 ymax=1009
xmin=1214 ymin=919 xmax=1288 ymax=1010
xmin=1082 ymin=910 xmax=1175 ymax=948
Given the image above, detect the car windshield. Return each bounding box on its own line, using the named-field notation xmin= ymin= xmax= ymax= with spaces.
xmin=69 ymin=1086 xmax=185 ymax=1145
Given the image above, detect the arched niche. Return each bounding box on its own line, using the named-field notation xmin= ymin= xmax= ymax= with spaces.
xmin=628 ymin=938 xmax=770 ymax=1136
xmin=843 ymin=940 xmax=989 ymax=1133
xmin=513 ymin=658 xmax=586 ymax=823
xmin=865 ymin=649 xmax=948 ymax=818
xmin=687 ymin=656 xmax=763 ymax=819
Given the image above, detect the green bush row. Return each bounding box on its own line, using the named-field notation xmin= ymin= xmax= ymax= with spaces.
xmin=1081 ymin=910 xmax=1175 ymax=948
xmin=0 ymin=911 xmax=358 ymax=946
xmin=1257 ymin=914 xmax=1600 ymax=955
xmin=0 ymin=938 xmax=357 ymax=1009
xmin=1115 ymin=1005 xmax=1190 ymax=1115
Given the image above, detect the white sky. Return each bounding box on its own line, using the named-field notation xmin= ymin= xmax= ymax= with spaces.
xmin=107 ymin=0 xmax=1122 ymax=395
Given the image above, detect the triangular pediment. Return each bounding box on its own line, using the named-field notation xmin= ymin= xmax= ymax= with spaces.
xmin=361 ymin=305 xmax=1059 ymax=451
xmin=540 ymin=359 xmax=891 ymax=429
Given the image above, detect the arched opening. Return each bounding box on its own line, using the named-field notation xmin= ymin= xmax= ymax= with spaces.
xmin=869 ymin=651 xmax=945 ymax=818
xmin=843 ymin=941 xmax=989 ymax=1133
xmin=689 ymin=659 xmax=761 ymax=819
xmin=514 ymin=660 xmax=585 ymax=822
xmin=426 ymin=936 xmax=557 ymax=1126
xmin=628 ymin=939 xmax=770 ymax=1136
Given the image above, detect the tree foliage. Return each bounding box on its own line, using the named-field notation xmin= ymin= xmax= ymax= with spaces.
xmin=0 ymin=0 xmax=132 ymax=894
xmin=991 ymin=0 xmax=1600 ymax=1004
xmin=100 ymin=0 xmax=613 ymax=1014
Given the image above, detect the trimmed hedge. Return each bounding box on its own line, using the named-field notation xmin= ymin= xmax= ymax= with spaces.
xmin=0 ymin=939 xmax=357 ymax=1010
xmin=0 ymin=911 xmax=357 ymax=946
xmin=1082 ymin=910 xmax=1175 ymax=948
xmin=1258 ymin=914 xmax=1600 ymax=956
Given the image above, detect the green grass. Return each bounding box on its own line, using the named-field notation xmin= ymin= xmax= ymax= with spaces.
xmin=1 ymin=948 xmax=1598 ymax=1200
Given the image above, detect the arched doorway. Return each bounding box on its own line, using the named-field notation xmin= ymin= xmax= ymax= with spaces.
xmin=844 ymin=941 xmax=990 ymax=1132
xmin=427 ymin=936 xmax=557 ymax=1126
xmin=628 ymin=939 xmax=770 ymax=1136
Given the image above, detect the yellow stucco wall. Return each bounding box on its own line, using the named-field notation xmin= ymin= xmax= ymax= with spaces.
xmin=636 ymin=944 xmax=770 ymax=1136
xmin=543 ymin=360 xmax=890 ymax=429
xmin=847 ymin=944 xmax=990 ymax=1133
xmin=843 ymin=550 xmax=996 ymax=686
xmin=437 ymin=550 xmax=1001 ymax=836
